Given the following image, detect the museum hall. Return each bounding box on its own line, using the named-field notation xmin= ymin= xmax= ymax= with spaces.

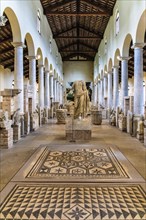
xmin=0 ymin=0 xmax=146 ymax=219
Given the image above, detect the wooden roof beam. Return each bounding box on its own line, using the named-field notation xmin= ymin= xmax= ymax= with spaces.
xmin=61 ymin=50 xmax=96 ymax=53
xmin=59 ymin=42 xmax=97 ymax=52
xmin=55 ymin=36 xmax=100 ymax=39
xmin=44 ymin=0 xmax=76 ymax=13
xmin=46 ymin=11 xmax=109 ymax=16
xmin=53 ymin=26 xmax=76 ymax=38
xmin=0 ymin=37 xmax=12 ymax=44
xmin=54 ymin=26 xmax=102 ymax=38
xmin=82 ymin=0 xmax=111 ymax=16
xmin=0 ymin=47 xmax=14 ymax=54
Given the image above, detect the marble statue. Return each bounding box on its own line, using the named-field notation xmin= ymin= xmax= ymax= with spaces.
xmin=12 ymin=108 xmax=20 ymax=125
xmin=72 ymin=80 xmax=90 ymax=119
xmin=137 ymin=115 xmax=144 ymax=135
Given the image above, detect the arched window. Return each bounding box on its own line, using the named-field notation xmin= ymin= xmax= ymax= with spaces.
xmin=104 ymin=37 xmax=107 ymax=55
xmin=115 ymin=11 xmax=120 ymax=36
xmin=49 ymin=36 xmax=52 ymax=53
xmin=37 ymin=9 xmax=41 ymax=34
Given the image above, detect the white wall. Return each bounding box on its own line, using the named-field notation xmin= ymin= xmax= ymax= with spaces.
xmin=63 ymin=61 xmax=93 ymax=88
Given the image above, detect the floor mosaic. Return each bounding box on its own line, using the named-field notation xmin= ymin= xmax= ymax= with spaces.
xmin=0 ymin=183 xmax=146 ymax=220
xmin=27 ymin=148 xmax=129 ymax=179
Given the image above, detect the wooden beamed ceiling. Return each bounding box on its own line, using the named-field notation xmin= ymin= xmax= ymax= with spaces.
xmin=41 ymin=0 xmax=115 ymax=61
xmin=0 ymin=1 xmax=146 ymax=82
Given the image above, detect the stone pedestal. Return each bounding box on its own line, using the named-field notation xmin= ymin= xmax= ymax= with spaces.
xmin=102 ymin=109 xmax=107 ymax=119
xmin=124 ymin=96 xmax=130 ymax=116
xmin=0 ymin=111 xmax=13 ymax=148
xmin=133 ymin=115 xmax=141 ymax=137
xmin=56 ymin=109 xmax=67 ymax=124
xmin=136 ymin=118 xmax=144 ymax=142
xmin=127 ymin=111 xmax=133 ymax=135
xmin=53 ymin=101 xmax=60 ymax=117
xmin=24 ymin=112 xmax=30 ymax=135
xmin=129 ymin=96 xmax=134 ymax=113
xmin=91 ymin=110 xmax=102 ymax=125
xmin=118 ymin=114 xmax=127 ymax=132
xmin=12 ymin=124 xmax=21 ymax=142
xmin=66 ymin=117 xmax=91 ymax=141
xmin=30 ymin=112 xmax=39 ymax=131
xmin=0 ymin=89 xmax=21 ymax=118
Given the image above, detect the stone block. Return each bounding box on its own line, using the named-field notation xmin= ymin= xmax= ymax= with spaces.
xmin=12 ymin=124 xmax=21 ymax=142
xmin=133 ymin=115 xmax=141 ymax=137
xmin=56 ymin=109 xmax=67 ymax=124
xmin=118 ymin=116 xmax=127 ymax=132
xmin=66 ymin=117 xmax=92 ymax=141
xmin=127 ymin=111 xmax=133 ymax=135
xmin=91 ymin=110 xmax=102 ymax=125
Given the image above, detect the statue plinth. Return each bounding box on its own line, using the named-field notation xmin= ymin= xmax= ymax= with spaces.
xmin=66 ymin=117 xmax=91 ymax=141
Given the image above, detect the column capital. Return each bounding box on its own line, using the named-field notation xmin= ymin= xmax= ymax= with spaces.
xmin=44 ymin=70 xmax=49 ymax=74
xmin=11 ymin=42 xmax=26 ymax=48
xmin=37 ymin=64 xmax=44 ymax=68
xmin=25 ymin=55 xmax=37 ymax=60
xmin=113 ymin=65 xmax=119 ymax=69
xmin=108 ymin=71 xmax=112 ymax=75
xmin=117 ymin=56 xmax=132 ymax=61
xmin=131 ymin=43 xmax=146 ymax=49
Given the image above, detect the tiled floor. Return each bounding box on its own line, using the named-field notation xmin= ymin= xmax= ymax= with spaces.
xmin=0 ymin=119 xmax=146 ymax=220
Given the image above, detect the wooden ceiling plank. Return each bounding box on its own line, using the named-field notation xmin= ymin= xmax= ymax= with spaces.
xmin=0 ymin=47 xmax=14 ymax=54
xmin=46 ymin=11 xmax=109 ymax=16
xmin=55 ymin=36 xmax=100 ymax=39
xmin=44 ymin=0 xmax=76 ymax=13
xmin=0 ymin=37 xmax=12 ymax=44
xmin=81 ymin=0 xmax=111 ymax=15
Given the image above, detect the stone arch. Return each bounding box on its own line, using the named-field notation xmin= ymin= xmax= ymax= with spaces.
xmin=24 ymin=33 xmax=35 ymax=56
xmin=44 ymin=57 xmax=49 ymax=71
xmin=54 ymin=69 xmax=57 ymax=78
xmin=36 ymin=48 xmax=43 ymax=65
xmin=4 ymin=7 xmax=22 ymax=42
xmin=100 ymin=70 xmax=104 ymax=79
xmin=122 ymin=34 xmax=133 ymax=57
xmin=108 ymin=58 xmax=113 ymax=72
xmin=49 ymin=64 xmax=53 ymax=75
xmin=114 ymin=48 xmax=121 ymax=66
xmin=104 ymin=65 xmax=107 ymax=76
xmin=135 ymin=9 xmax=146 ymax=43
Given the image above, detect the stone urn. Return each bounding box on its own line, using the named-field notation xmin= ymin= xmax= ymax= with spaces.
xmin=56 ymin=109 xmax=67 ymax=124
xmin=91 ymin=110 xmax=102 ymax=125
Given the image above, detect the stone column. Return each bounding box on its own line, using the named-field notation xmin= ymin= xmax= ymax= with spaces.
xmin=119 ymin=56 xmax=131 ymax=110
xmin=44 ymin=70 xmax=50 ymax=108
xmin=95 ymin=82 xmax=98 ymax=106
xmin=38 ymin=64 xmax=44 ymax=108
xmin=50 ymin=73 xmax=54 ymax=99
xmin=108 ymin=72 xmax=112 ymax=109
xmin=104 ymin=75 xmax=108 ymax=98
xmin=26 ymin=56 xmax=36 ymax=112
xmin=56 ymin=79 xmax=60 ymax=103
xmin=100 ymin=78 xmax=104 ymax=106
xmin=132 ymin=43 xmax=145 ymax=115
xmin=50 ymin=73 xmax=54 ymax=118
xmin=12 ymin=42 xmax=25 ymax=114
xmin=113 ymin=66 xmax=119 ymax=110
xmin=54 ymin=78 xmax=57 ymax=102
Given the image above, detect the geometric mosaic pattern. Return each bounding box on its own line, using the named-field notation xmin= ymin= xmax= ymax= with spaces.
xmin=0 ymin=184 xmax=146 ymax=220
xmin=27 ymin=148 xmax=129 ymax=179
